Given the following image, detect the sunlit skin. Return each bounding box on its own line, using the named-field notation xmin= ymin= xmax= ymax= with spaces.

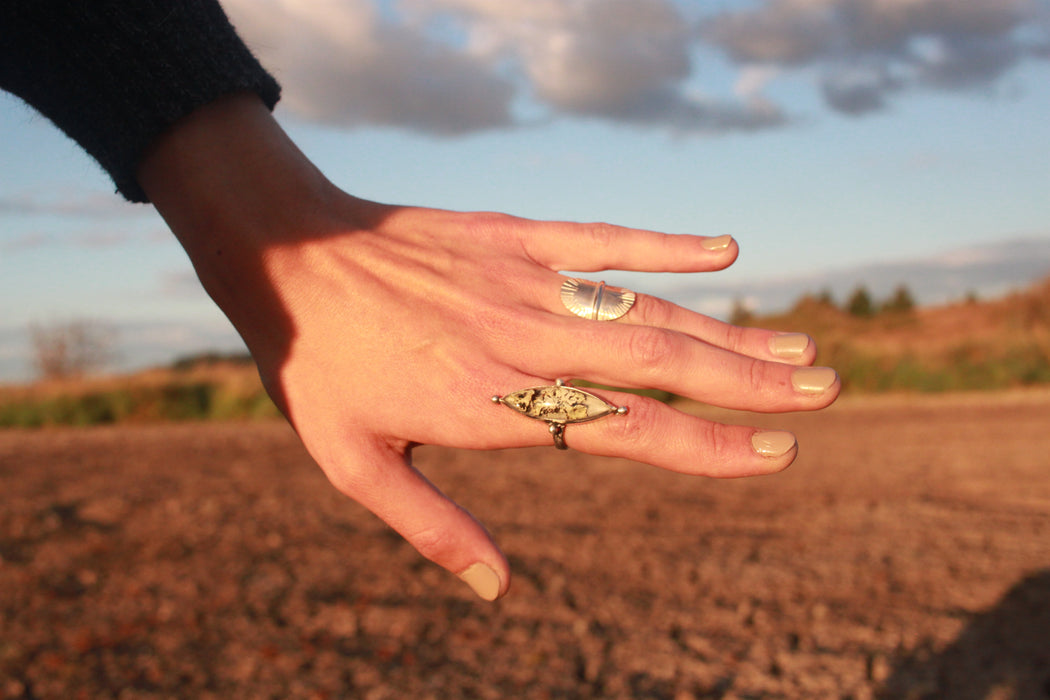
xmin=138 ymin=93 xmax=839 ymax=600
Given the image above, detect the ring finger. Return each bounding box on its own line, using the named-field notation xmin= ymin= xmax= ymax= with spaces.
xmin=488 ymin=381 xmax=798 ymax=477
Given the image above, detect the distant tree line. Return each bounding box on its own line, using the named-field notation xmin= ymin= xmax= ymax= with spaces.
xmin=731 ymin=284 xmax=918 ymax=324
xmin=170 ymin=351 xmax=254 ymax=371
xmin=842 ymin=284 xmax=916 ymax=317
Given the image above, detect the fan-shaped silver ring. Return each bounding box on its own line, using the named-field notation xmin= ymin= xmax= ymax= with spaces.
xmin=560 ymin=279 xmax=636 ymax=321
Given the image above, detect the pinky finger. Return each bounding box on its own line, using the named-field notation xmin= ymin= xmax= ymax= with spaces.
xmin=564 ymin=393 xmax=798 ymax=478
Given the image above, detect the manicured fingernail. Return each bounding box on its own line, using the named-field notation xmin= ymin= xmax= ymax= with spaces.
xmin=458 ymin=563 xmax=501 ymax=601
xmin=751 ymin=431 xmax=797 ymax=457
xmin=792 ymin=367 xmax=838 ymax=394
xmin=769 ymin=333 xmax=810 ymax=359
xmin=701 ymin=235 xmax=733 ymax=251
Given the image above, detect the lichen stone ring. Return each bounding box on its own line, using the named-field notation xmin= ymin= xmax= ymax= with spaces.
xmin=561 ymin=278 xmax=636 ymax=321
xmin=492 ymin=379 xmax=629 ymax=450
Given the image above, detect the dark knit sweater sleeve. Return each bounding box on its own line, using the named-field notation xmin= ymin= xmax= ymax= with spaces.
xmin=0 ymin=0 xmax=281 ymax=202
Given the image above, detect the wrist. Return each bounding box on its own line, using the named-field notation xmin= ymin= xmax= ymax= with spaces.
xmin=137 ymin=93 xmax=344 ymax=352
xmin=138 ymin=92 xmax=334 ymax=253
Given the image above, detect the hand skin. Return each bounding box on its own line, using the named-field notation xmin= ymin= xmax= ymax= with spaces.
xmin=138 ymin=93 xmax=839 ymax=601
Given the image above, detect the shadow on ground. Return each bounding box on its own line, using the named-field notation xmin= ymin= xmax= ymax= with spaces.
xmin=878 ymin=569 xmax=1050 ymax=700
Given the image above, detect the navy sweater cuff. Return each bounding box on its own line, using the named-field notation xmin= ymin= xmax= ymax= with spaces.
xmin=0 ymin=0 xmax=281 ymax=202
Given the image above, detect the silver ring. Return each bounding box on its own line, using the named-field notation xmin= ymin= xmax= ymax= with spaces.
xmin=561 ymin=278 xmax=636 ymax=321
xmin=492 ymin=379 xmax=628 ymax=450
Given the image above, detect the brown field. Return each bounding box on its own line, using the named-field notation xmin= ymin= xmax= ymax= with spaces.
xmin=2 ymin=391 xmax=1050 ymax=699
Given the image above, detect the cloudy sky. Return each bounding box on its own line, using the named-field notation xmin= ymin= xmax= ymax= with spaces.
xmin=2 ymin=0 xmax=1049 ymax=381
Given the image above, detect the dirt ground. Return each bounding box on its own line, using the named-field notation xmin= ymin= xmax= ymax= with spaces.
xmin=1 ymin=391 xmax=1049 ymax=699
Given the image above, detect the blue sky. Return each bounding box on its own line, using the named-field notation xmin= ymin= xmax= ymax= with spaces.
xmin=2 ymin=0 xmax=1049 ymax=381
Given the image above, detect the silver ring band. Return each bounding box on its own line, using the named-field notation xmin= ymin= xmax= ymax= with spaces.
xmin=560 ymin=279 xmax=636 ymax=321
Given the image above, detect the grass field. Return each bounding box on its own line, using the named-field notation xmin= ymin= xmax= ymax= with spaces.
xmin=756 ymin=277 xmax=1050 ymax=394
xmin=0 ymin=360 xmax=279 ymax=428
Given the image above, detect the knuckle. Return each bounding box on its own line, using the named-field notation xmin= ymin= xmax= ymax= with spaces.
xmin=604 ymin=398 xmax=659 ymax=450
xmin=475 ymin=301 xmax=525 ymax=337
xmin=631 ymin=296 xmax=672 ymax=328
xmin=323 ymin=463 xmax=372 ymax=500
xmin=744 ymin=356 xmax=774 ymax=395
xmin=701 ymin=421 xmax=737 ymax=466
xmin=462 ymin=211 xmax=522 ymax=247
xmin=720 ymin=323 xmax=752 ymax=356
xmin=407 ymin=523 xmax=459 ymax=564
xmin=484 ymin=307 xmax=550 ymax=361
xmin=585 ymin=221 xmax=619 ymax=249
xmin=467 ymin=210 xmax=513 ymax=234
xmin=626 ymin=327 xmax=676 ymax=372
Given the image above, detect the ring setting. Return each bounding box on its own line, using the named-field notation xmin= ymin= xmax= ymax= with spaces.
xmin=492 ymin=379 xmax=628 ymax=450
xmin=560 ymin=278 xmax=635 ymax=321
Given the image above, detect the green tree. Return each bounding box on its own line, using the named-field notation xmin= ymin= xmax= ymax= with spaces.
xmin=846 ymin=286 xmax=875 ymax=318
xmin=881 ymin=285 xmax=916 ymax=314
xmin=729 ymin=297 xmax=754 ymax=326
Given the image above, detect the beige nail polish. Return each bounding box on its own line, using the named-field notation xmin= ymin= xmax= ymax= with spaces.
xmin=751 ymin=431 xmax=797 ymax=457
xmin=458 ymin=563 xmax=501 ymax=601
xmin=791 ymin=367 xmax=838 ymax=394
xmin=769 ymin=333 xmax=810 ymax=359
xmin=701 ymin=234 xmax=733 ymax=251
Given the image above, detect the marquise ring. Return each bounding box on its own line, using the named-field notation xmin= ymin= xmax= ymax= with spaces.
xmin=492 ymin=379 xmax=629 ymax=450
xmin=560 ymin=278 xmax=636 ymax=322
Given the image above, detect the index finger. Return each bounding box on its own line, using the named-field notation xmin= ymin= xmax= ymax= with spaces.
xmin=519 ymin=220 xmax=738 ymax=273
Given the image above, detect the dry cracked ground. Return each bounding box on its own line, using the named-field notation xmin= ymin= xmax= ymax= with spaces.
xmin=1 ymin=391 xmax=1049 ymax=699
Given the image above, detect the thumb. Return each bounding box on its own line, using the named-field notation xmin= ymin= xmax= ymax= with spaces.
xmin=326 ymin=438 xmax=509 ymax=601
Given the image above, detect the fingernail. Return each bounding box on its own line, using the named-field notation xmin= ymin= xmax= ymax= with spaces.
xmin=769 ymin=333 xmax=810 ymax=359
xmin=701 ymin=234 xmax=733 ymax=252
xmin=791 ymin=367 xmax=838 ymax=394
xmin=458 ymin=563 xmax=502 ymax=601
xmin=751 ymin=431 xmax=797 ymax=457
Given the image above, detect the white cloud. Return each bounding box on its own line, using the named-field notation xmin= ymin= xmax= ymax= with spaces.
xmin=704 ymin=0 xmax=1050 ymax=116
xmin=819 ymin=63 xmax=898 ymax=114
xmin=224 ymin=0 xmax=786 ymax=134
xmin=0 ymin=231 xmax=52 ymax=253
xmin=219 ymin=0 xmax=1048 ymax=132
xmin=426 ymin=0 xmax=691 ymax=113
xmin=223 ymin=0 xmax=514 ymax=134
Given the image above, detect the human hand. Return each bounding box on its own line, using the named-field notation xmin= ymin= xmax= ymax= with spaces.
xmin=140 ymin=95 xmax=839 ymax=601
